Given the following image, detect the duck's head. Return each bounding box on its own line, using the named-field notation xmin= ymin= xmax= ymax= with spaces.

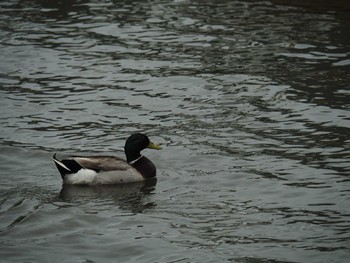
xmin=124 ymin=133 xmax=161 ymax=162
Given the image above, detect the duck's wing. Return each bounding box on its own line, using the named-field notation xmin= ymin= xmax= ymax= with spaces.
xmin=73 ymin=156 xmax=131 ymax=172
xmin=53 ymin=154 xmax=144 ymax=184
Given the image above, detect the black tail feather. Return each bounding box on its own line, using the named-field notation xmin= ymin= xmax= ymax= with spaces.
xmin=52 ymin=153 xmax=83 ymax=179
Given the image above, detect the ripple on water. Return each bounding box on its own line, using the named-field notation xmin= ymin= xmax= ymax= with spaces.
xmin=0 ymin=0 xmax=350 ymax=262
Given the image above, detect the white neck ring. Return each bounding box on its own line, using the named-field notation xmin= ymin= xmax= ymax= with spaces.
xmin=129 ymin=155 xmax=143 ymax=165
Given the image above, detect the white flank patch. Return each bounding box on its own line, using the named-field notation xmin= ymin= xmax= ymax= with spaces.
xmin=63 ymin=167 xmax=145 ymax=185
xmin=64 ymin=169 xmax=98 ymax=185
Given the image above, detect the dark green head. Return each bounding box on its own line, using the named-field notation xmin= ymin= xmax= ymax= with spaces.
xmin=124 ymin=133 xmax=161 ymax=163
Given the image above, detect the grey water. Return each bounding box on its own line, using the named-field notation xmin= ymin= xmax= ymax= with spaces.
xmin=0 ymin=0 xmax=349 ymax=262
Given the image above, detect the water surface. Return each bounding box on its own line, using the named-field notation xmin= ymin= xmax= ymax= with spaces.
xmin=0 ymin=0 xmax=349 ymax=262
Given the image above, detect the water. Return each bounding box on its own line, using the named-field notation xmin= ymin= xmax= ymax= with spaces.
xmin=0 ymin=0 xmax=349 ymax=262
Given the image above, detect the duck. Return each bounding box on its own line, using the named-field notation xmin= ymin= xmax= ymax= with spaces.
xmin=52 ymin=133 xmax=162 ymax=185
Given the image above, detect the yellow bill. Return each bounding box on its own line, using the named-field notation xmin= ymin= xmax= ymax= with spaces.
xmin=148 ymin=141 xmax=162 ymax=150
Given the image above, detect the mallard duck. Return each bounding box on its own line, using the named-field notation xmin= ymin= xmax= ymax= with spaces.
xmin=52 ymin=133 xmax=161 ymax=185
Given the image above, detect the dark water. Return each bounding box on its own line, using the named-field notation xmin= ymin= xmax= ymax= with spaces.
xmin=1 ymin=0 xmax=349 ymax=262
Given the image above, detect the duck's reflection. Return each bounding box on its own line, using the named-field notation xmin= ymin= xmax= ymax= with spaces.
xmin=58 ymin=178 xmax=157 ymax=213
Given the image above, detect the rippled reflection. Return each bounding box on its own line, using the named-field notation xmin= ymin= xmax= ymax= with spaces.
xmin=59 ymin=179 xmax=157 ymax=213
